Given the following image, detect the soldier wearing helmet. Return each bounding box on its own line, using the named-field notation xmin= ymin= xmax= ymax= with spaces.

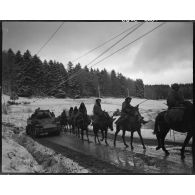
xmin=115 ymin=97 xmax=135 ymax=125
xmin=167 ymin=83 xmax=184 ymax=109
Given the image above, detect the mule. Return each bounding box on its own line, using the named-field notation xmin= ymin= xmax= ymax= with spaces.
xmin=114 ymin=105 xmax=146 ymax=150
xmin=153 ymin=101 xmax=193 ymax=159
xmin=75 ymin=113 xmax=91 ymax=142
xmin=93 ymin=112 xmax=115 ymax=146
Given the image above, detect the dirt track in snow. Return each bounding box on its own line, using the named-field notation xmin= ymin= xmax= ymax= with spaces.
xmin=35 ymin=131 xmax=193 ymax=174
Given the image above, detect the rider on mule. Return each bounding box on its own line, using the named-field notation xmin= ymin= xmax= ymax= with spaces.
xmin=76 ymin=102 xmax=90 ymax=124
xmin=115 ymin=97 xmax=148 ymax=125
xmin=115 ymin=97 xmax=135 ymax=125
xmin=78 ymin=102 xmax=87 ymax=115
xmin=61 ymin=109 xmax=67 ymax=121
xmin=69 ymin=107 xmax=73 ymax=117
xmin=165 ymin=83 xmax=185 ymax=124
xmin=167 ymin=83 xmax=184 ymax=109
xmin=93 ymin=98 xmax=106 ymax=124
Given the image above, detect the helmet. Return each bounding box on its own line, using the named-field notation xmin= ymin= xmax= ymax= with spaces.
xmin=96 ymin=98 xmax=101 ymax=103
xmin=125 ymin=97 xmax=132 ymax=101
xmin=171 ymin=83 xmax=179 ymax=91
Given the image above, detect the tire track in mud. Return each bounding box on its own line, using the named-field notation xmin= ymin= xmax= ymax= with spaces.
xmin=36 ymin=138 xmax=138 ymax=174
xmin=37 ymin=132 xmax=193 ymax=174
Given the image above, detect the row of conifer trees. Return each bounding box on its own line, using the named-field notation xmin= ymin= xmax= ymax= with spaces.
xmin=2 ymin=49 xmax=193 ymax=100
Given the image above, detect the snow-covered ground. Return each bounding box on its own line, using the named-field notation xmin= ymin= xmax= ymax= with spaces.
xmin=2 ymin=122 xmax=90 ymax=173
xmin=2 ymin=94 xmax=189 ymax=142
xmin=2 ymin=94 xmax=191 ymax=173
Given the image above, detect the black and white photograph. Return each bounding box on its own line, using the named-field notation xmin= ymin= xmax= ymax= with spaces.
xmin=1 ymin=21 xmax=194 ymax=175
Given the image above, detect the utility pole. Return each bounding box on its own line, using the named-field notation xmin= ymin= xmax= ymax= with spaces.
xmin=127 ymin=88 xmax=129 ymax=97
xmin=98 ymin=84 xmax=101 ymax=98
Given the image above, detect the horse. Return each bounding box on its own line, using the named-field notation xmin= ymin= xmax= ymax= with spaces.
xmin=153 ymin=100 xmax=193 ymax=159
xmin=92 ymin=111 xmax=115 ymax=146
xmin=114 ymin=105 xmax=146 ymax=150
xmin=75 ymin=113 xmax=91 ymax=142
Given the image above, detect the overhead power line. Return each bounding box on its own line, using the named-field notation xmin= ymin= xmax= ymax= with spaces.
xmin=63 ymin=22 xmax=144 ymax=85
xmin=34 ymin=22 xmax=166 ymax=101
xmin=85 ymin=22 xmax=144 ymax=66
xmin=72 ymin=22 xmax=142 ymax=63
xmin=58 ymin=22 xmax=166 ymax=87
xmin=92 ymin=22 xmax=166 ymax=67
xmin=36 ymin=22 xmax=64 ymax=55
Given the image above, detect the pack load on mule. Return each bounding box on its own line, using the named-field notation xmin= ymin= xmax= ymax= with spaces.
xmin=153 ymin=83 xmax=193 ymax=159
xmin=92 ymin=98 xmax=115 ymax=145
xmin=114 ymin=97 xmax=148 ymax=149
xmin=26 ymin=108 xmax=61 ymax=138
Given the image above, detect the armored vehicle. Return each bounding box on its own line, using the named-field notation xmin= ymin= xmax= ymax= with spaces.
xmin=26 ymin=109 xmax=61 ymax=138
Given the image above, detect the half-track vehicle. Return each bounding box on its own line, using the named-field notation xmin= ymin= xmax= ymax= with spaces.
xmin=26 ymin=108 xmax=61 ymax=138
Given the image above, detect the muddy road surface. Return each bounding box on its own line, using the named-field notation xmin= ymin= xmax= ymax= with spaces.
xmin=35 ymin=132 xmax=193 ymax=174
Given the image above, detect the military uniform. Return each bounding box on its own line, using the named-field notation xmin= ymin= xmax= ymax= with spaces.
xmin=167 ymin=89 xmax=184 ymax=109
xmin=93 ymin=102 xmax=104 ymax=124
xmin=69 ymin=108 xmax=73 ymax=117
xmin=77 ymin=103 xmax=90 ymax=124
xmin=115 ymin=100 xmax=134 ymax=125
xmin=78 ymin=103 xmax=87 ymax=115
xmin=121 ymin=101 xmax=135 ymax=116
xmin=166 ymin=85 xmax=185 ymax=123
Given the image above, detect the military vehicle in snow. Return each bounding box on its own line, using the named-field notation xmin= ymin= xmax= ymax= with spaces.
xmin=26 ymin=108 xmax=61 ymax=138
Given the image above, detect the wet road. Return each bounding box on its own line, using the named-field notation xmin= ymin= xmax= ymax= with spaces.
xmin=37 ymin=132 xmax=193 ymax=174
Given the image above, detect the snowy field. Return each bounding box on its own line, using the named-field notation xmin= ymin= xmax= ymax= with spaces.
xmin=2 ymin=94 xmax=189 ymax=142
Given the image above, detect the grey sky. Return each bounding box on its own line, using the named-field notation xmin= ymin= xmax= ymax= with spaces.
xmin=2 ymin=21 xmax=193 ymax=85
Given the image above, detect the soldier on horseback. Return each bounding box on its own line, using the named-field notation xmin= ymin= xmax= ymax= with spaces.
xmin=69 ymin=107 xmax=73 ymax=117
xmin=71 ymin=106 xmax=79 ymax=133
xmin=115 ymin=97 xmax=147 ymax=125
xmin=93 ymin=98 xmax=114 ymax=145
xmin=60 ymin=109 xmax=68 ymax=132
xmin=78 ymin=102 xmax=87 ymax=115
xmin=93 ymin=98 xmax=106 ymax=124
xmin=76 ymin=102 xmax=90 ymax=124
xmin=165 ymin=83 xmax=185 ymax=124
xmin=153 ymin=84 xmax=193 ymax=158
xmin=167 ymin=83 xmax=184 ymax=109
xmin=115 ymin=97 xmax=134 ymax=125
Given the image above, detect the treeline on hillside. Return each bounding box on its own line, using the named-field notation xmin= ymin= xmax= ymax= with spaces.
xmin=2 ymin=49 xmax=193 ymax=100
xmin=145 ymin=84 xmax=193 ymax=99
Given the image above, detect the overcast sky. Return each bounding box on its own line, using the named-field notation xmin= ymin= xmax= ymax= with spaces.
xmin=2 ymin=21 xmax=193 ymax=85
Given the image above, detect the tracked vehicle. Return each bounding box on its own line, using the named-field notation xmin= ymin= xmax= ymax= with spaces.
xmin=26 ymin=109 xmax=61 ymax=138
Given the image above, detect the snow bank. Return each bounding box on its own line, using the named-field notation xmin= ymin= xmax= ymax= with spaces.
xmin=2 ymin=124 xmax=42 ymax=173
xmin=2 ymin=138 xmax=42 ymax=173
xmin=2 ymin=122 xmax=90 ymax=173
xmin=14 ymin=131 xmax=90 ymax=173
